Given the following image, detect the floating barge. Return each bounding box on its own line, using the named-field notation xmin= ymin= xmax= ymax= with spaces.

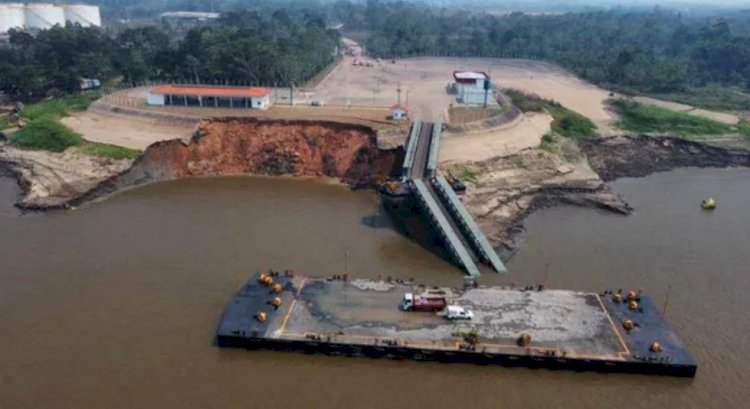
xmin=216 ymin=273 xmax=697 ymax=377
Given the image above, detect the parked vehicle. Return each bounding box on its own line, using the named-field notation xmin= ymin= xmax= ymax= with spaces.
xmin=400 ymin=293 xmax=447 ymax=312
xmin=445 ymin=306 xmax=473 ymax=320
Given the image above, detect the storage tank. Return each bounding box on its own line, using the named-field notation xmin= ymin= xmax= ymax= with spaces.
xmin=0 ymin=4 xmax=26 ymax=34
xmin=63 ymin=4 xmax=101 ymax=27
xmin=24 ymin=4 xmax=65 ymax=30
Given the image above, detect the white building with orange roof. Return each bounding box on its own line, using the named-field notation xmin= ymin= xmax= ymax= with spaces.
xmin=147 ymin=85 xmax=272 ymax=110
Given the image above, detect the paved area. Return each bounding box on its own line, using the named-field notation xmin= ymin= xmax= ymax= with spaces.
xmin=275 ymin=278 xmax=628 ymax=359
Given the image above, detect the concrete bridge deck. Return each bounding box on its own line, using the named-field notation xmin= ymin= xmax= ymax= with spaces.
xmin=402 ymin=120 xmax=507 ymax=276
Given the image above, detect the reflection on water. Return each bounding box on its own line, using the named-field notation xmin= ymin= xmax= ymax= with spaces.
xmin=0 ymin=170 xmax=749 ymax=408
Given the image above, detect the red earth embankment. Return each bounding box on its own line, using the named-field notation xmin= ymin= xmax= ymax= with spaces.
xmin=69 ymin=118 xmax=402 ymax=207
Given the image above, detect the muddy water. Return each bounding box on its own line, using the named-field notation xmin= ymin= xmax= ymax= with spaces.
xmin=0 ymin=169 xmax=749 ymax=408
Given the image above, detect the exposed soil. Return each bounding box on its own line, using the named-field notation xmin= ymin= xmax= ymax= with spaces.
xmin=446 ymin=149 xmax=631 ymax=253
xmin=70 ymin=118 xmax=402 ymax=207
xmin=0 ymin=146 xmax=133 ymax=209
xmin=581 ymin=135 xmax=750 ymax=182
xmin=448 ymin=134 xmax=750 ymax=253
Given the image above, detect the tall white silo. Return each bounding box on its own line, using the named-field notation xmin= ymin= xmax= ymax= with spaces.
xmin=24 ymin=3 xmax=66 ymax=30
xmin=0 ymin=4 xmax=26 ymax=34
xmin=63 ymin=4 xmax=101 ymax=27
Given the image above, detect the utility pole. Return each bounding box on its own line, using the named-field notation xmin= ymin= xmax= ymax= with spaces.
xmin=397 ymin=82 xmax=402 ymax=105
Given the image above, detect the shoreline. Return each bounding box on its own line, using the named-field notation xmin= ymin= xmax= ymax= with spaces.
xmin=2 ymin=133 xmax=749 ymax=253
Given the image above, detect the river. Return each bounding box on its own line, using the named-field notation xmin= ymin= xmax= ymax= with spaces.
xmin=0 ymin=169 xmax=748 ymax=408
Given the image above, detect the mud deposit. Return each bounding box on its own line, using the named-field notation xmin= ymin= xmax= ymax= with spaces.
xmin=582 ymin=135 xmax=750 ymax=181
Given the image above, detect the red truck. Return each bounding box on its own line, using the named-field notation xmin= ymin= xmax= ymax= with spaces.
xmin=400 ymin=293 xmax=447 ymax=312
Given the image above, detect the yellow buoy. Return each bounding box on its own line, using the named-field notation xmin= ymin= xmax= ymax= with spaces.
xmin=271 ymin=297 xmax=283 ymax=308
xmin=627 ymin=291 xmax=638 ymax=302
xmin=272 ymin=283 xmax=283 ymax=293
xmin=701 ymin=197 xmax=716 ymax=210
xmin=612 ymin=293 xmax=623 ymax=303
xmin=623 ymin=319 xmax=635 ymax=331
xmin=257 ymin=311 xmax=268 ymax=322
xmin=629 ymin=301 xmax=639 ymax=311
xmin=261 ymin=275 xmax=274 ymax=286
xmin=650 ymin=342 xmax=663 ymax=353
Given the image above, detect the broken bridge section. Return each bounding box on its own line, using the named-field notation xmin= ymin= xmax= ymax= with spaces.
xmin=401 ymin=120 xmax=507 ymax=277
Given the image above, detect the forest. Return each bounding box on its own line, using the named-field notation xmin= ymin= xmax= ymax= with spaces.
xmin=2 ymin=1 xmax=750 ymax=105
xmin=0 ymin=10 xmax=339 ymax=100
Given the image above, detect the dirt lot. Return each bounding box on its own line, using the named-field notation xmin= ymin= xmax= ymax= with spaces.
xmin=61 ymin=110 xmax=196 ymax=151
xmin=311 ymin=56 xmax=616 ymax=125
xmin=440 ymin=112 xmax=553 ymax=164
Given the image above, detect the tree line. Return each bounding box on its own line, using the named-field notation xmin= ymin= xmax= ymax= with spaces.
xmin=0 ymin=11 xmax=339 ymax=101
xmin=332 ymin=1 xmax=750 ymax=94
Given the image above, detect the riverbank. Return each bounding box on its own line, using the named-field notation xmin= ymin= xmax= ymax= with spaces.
xmin=448 ymin=135 xmax=750 ymax=253
xmin=0 ymin=118 xmax=403 ymax=210
xmin=1 ymin=127 xmax=749 ymax=252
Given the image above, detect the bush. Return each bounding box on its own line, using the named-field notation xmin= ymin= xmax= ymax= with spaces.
xmin=504 ymin=89 xmax=547 ymax=113
xmin=11 ymin=117 xmax=83 ymax=152
xmin=548 ymin=106 xmax=597 ymax=139
xmin=20 ymin=92 xmax=100 ymax=121
xmin=611 ymin=99 xmax=733 ymax=136
xmin=506 ymin=88 xmax=596 ymax=139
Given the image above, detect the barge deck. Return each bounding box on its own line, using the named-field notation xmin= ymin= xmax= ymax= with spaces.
xmin=216 ymin=273 xmax=696 ymax=377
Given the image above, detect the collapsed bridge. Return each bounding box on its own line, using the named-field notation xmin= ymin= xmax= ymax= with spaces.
xmin=391 ymin=120 xmax=507 ymax=277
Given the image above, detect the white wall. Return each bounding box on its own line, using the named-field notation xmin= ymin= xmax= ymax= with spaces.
xmin=147 ymin=93 xmax=165 ymax=106
xmin=460 ymin=89 xmax=491 ymax=105
xmin=251 ymin=95 xmax=270 ymax=110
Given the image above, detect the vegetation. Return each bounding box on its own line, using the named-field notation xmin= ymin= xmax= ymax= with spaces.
xmin=503 ymin=89 xmax=547 ymax=113
xmin=20 ymin=93 xmax=100 ymax=121
xmin=547 ymin=105 xmax=597 ymax=140
xmin=738 ymin=121 xmax=750 ymax=141
xmin=649 ymin=87 xmax=750 ymax=112
xmin=446 ymin=164 xmax=480 ymax=185
xmin=611 ymin=99 xmax=734 ymax=136
xmin=7 ymin=92 xmax=140 ymax=159
xmin=79 ymin=142 xmax=141 ymax=160
xmin=539 ymin=132 xmax=584 ymax=163
xmin=506 ymin=89 xmax=596 ymax=139
xmin=11 ymin=117 xmax=84 ymax=152
xmin=0 ymin=15 xmax=339 ymax=101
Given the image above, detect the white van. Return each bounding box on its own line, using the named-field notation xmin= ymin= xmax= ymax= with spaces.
xmin=446 ymin=306 xmax=474 ymax=320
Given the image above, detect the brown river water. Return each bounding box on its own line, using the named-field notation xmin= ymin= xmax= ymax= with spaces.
xmin=1 ymin=168 xmax=749 ymax=408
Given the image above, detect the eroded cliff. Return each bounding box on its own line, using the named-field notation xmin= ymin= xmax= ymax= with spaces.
xmin=72 ymin=118 xmax=401 ymax=207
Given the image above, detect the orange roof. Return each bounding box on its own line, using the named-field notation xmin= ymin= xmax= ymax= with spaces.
xmin=390 ymin=103 xmax=409 ymax=111
xmin=152 ymin=85 xmax=272 ymax=98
